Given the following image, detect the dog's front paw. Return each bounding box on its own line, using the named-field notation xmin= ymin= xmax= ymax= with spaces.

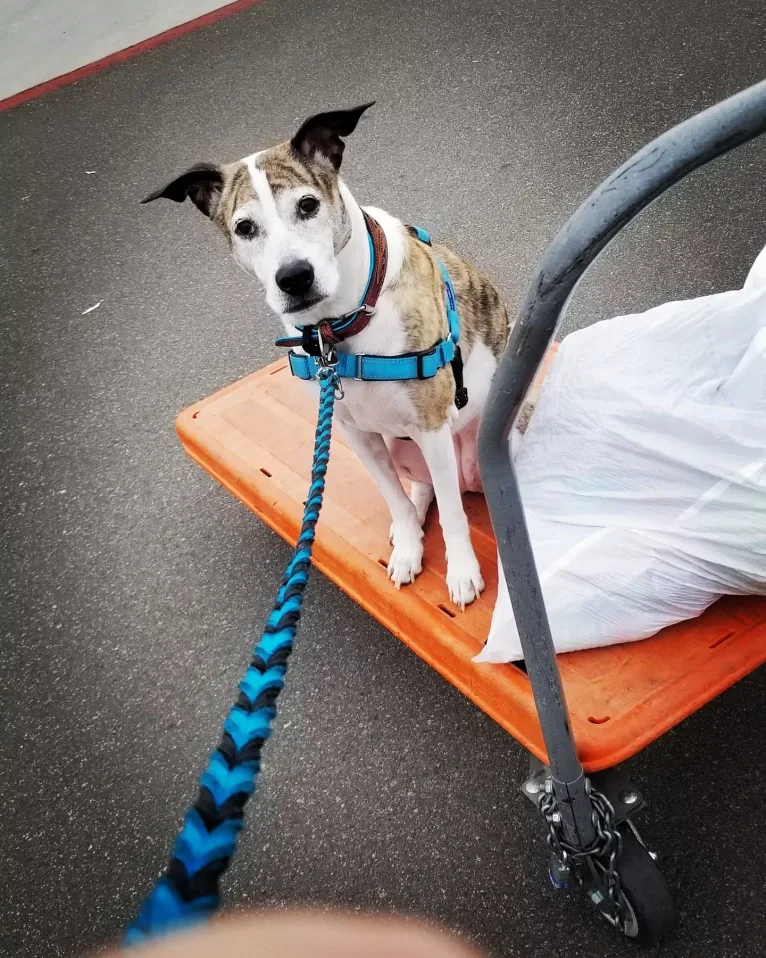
xmin=446 ymin=549 xmax=485 ymax=611
xmin=387 ymin=521 xmax=424 ymax=589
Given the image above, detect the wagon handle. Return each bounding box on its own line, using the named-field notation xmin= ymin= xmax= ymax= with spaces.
xmin=478 ymin=78 xmax=766 ymax=832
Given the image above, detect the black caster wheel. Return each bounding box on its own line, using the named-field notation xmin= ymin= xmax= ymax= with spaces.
xmin=585 ymin=825 xmax=676 ymax=945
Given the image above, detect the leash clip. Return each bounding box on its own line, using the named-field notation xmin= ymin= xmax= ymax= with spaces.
xmin=317 ymin=329 xmax=344 ymax=400
xmin=317 ymin=327 xmax=338 ymax=368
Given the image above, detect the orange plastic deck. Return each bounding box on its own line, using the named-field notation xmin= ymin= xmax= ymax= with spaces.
xmin=177 ymin=360 xmax=766 ymax=772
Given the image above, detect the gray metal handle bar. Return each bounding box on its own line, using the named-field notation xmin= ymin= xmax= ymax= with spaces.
xmin=478 ymin=78 xmax=766 ymax=799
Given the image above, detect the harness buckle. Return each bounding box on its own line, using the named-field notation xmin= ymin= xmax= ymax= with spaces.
xmin=416 ymin=352 xmax=427 ymax=380
xmin=354 ymin=354 xmax=367 ymax=381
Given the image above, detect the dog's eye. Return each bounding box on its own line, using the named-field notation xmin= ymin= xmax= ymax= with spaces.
xmin=234 ymin=219 xmax=258 ymax=238
xmin=297 ymin=196 xmax=320 ymax=217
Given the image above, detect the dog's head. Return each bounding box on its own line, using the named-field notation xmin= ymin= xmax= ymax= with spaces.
xmin=142 ymin=103 xmax=374 ymax=318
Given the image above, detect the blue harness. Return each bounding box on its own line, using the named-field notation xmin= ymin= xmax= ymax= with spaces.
xmin=276 ymin=224 xmax=467 ymax=407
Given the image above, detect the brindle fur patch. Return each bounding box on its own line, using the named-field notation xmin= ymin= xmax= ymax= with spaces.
xmin=258 ymin=142 xmax=337 ymax=200
xmin=212 ymin=142 xmax=345 ymax=245
xmin=392 ymin=232 xmax=510 ymax=430
xmin=259 ymin=142 xmax=350 ymax=252
xmin=212 ymin=161 xmax=253 ymax=238
xmin=434 ymin=243 xmax=510 ymax=359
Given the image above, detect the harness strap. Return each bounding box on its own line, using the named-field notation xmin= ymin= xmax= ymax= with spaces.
xmin=288 ymin=338 xmax=456 ymax=382
xmin=437 ymin=262 xmax=467 ymax=409
xmin=413 ymin=228 xmax=468 ymax=411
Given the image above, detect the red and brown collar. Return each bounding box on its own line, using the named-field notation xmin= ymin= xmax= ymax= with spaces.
xmin=275 ymin=210 xmax=388 ymax=357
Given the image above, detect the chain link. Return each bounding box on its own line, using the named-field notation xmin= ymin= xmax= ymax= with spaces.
xmin=538 ymin=779 xmax=625 ymax=930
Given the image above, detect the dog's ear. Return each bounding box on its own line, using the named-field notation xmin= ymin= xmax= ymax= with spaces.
xmin=291 ymin=102 xmax=375 ymax=171
xmin=141 ymin=163 xmax=224 ymax=218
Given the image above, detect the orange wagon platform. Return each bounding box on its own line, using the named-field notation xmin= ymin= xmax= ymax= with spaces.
xmin=177 ymin=359 xmax=766 ymax=774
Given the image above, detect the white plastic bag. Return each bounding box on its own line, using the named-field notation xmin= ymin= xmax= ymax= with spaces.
xmin=476 ymin=245 xmax=766 ymax=664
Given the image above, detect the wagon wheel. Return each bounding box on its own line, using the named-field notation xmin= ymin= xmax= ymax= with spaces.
xmin=583 ymin=824 xmax=676 ymax=946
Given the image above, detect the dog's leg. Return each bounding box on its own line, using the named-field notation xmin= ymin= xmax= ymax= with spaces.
xmin=413 ymin=424 xmax=484 ymax=609
xmin=340 ymin=423 xmax=424 ymax=588
xmin=409 ymin=481 xmax=434 ymax=526
xmin=385 ymin=438 xmax=434 ymax=522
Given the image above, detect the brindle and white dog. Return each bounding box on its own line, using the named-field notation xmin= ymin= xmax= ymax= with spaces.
xmin=144 ymin=103 xmax=510 ymax=609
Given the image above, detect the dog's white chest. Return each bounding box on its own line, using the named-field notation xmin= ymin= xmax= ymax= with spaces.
xmin=334 ymin=379 xmax=415 ymax=435
xmin=299 ymin=376 xmax=415 ymax=436
xmin=322 ymin=294 xmax=418 ymax=435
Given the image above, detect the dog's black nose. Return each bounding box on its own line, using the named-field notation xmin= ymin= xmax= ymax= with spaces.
xmin=275 ymin=260 xmax=315 ymax=296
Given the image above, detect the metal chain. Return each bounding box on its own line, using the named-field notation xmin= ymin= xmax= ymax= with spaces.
xmin=538 ymin=779 xmax=625 ymax=929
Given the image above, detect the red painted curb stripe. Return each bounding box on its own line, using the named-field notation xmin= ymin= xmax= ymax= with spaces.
xmin=0 ymin=0 xmax=265 ymax=113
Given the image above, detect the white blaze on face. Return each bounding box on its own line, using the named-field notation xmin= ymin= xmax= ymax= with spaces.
xmin=228 ymin=152 xmax=341 ymax=315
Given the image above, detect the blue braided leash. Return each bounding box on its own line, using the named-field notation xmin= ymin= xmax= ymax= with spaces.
xmin=125 ymin=367 xmax=339 ymax=945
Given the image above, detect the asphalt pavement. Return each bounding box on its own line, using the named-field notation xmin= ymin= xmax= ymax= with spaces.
xmin=2 ymin=1 xmax=766 ymax=955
